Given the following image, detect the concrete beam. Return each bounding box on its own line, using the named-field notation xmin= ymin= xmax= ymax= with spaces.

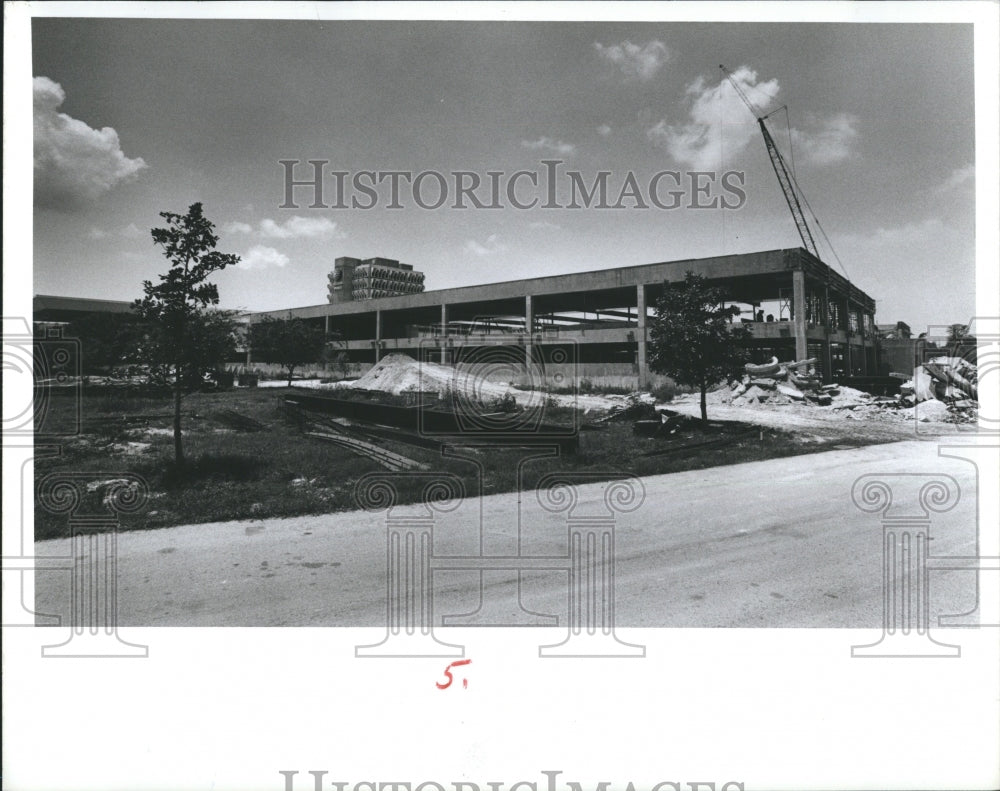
xmin=253 ymin=248 xmax=841 ymax=321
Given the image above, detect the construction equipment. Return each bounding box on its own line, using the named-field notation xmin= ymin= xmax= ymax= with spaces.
xmin=719 ymin=65 xmax=820 ymax=260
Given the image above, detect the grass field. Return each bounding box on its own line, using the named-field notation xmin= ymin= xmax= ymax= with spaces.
xmin=34 ymin=385 xmax=888 ymax=539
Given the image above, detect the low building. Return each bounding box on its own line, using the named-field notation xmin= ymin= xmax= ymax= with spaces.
xmin=33 ymin=294 xmax=135 ymax=328
xmin=876 ymin=321 xmax=912 ymax=339
xmin=256 ymin=247 xmax=879 ymax=388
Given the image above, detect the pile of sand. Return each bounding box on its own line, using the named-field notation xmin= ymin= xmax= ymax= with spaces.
xmin=348 ymin=354 xmax=512 ymax=400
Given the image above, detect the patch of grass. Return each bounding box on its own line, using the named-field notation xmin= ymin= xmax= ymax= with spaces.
xmin=34 ymin=387 xmax=895 ymax=540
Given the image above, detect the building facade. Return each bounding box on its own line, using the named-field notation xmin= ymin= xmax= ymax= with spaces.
xmin=258 ymin=248 xmax=880 ymax=388
xmin=328 ymin=256 xmax=426 ymax=303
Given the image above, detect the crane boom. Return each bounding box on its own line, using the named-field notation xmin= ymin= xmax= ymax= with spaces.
xmin=719 ymin=65 xmax=821 ymax=260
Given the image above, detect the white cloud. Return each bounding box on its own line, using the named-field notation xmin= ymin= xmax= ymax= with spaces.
xmin=596 ymin=124 xmax=612 ymax=137
xmin=33 ymin=76 xmax=147 ymax=210
xmin=120 ymin=223 xmax=142 ymax=239
xmin=935 ymin=164 xmax=975 ymax=193
xmin=258 ymin=215 xmax=345 ymax=239
xmin=788 ymin=113 xmax=859 ymax=166
xmin=87 ymin=227 xmax=108 ymax=240
xmin=594 ymin=40 xmax=670 ymax=82
xmin=647 ymin=66 xmax=778 ymax=171
xmin=237 ymin=245 xmax=289 ymax=271
xmin=464 ymin=234 xmax=507 ymax=257
xmin=647 ymin=66 xmax=857 ymax=170
xmin=528 ymin=220 xmax=561 ymax=230
xmin=224 ymin=221 xmax=254 ymax=234
xmin=521 ymin=137 xmax=576 ymax=156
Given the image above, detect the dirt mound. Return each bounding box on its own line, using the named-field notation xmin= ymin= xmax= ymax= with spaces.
xmin=348 ymin=354 xmax=511 ymax=399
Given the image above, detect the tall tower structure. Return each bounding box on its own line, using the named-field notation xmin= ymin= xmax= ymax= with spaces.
xmin=328 ymin=256 xmax=425 ymax=303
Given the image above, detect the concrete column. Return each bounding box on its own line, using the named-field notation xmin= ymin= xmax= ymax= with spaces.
xmin=636 ymin=284 xmax=648 ymax=389
xmin=843 ymin=297 xmax=852 ymax=376
xmin=440 ymin=304 xmax=448 ymax=364
xmin=524 ymin=294 xmax=534 ymax=369
xmin=375 ymin=310 xmax=382 ymax=364
xmin=822 ymin=284 xmax=832 ymax=383
xmin=792 ymin=270 xmax=808 ymax=361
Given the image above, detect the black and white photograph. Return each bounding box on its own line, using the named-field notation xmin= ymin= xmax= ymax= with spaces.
xmin=4 ymin=2 xmax=999 ymax=790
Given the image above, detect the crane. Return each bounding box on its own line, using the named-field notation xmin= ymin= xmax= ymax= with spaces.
xmin=719 ymin=64 xmax=820 ymax=260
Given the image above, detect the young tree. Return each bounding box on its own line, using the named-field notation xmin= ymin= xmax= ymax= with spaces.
xmin=134 ymin=203 xmax=240 ymax=465
xmin=647 ymin=272 xmax=751 ymax=422
xmin=249 ymin=314 xmax=329 ymax=386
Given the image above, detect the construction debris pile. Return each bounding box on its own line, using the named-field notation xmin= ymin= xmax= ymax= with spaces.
xmin=726 ymin=357 xmax=837 ymax=407
xmin=898 ymin=356 xmax=978 ymax=406
xmin=716 ymin=355 xmax=979 ymax=424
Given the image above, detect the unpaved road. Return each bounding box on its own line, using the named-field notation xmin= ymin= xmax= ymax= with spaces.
xmin=665 ymin=393 xmax=959 ymax=442
xmin=33 ymin=437 xmax=982 ymax=629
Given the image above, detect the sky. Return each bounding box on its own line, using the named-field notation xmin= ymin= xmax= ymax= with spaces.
xmin=30 ymin=17 xmax=978 ymax=332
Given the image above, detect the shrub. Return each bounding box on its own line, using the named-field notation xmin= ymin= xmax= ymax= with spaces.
xmin=651 ymin=381 xmax=677 ymax=403
xmin=488 ymin=392 xmax=520 ymax=413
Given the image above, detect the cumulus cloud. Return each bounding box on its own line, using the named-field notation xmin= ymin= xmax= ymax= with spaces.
xmin=594 ymin=40 xmax=669 ymax=81
xmin=788 ymin=113 xmax=859 ymax=166
xmin=33 ymin=76 xmax=147 ymax=210
xmin=521 ymin=137 xmax=577 ymax=156
xmin=237 ymin=245 xmax=289 ymax=271
xmin=223 ymin=221 xmax=253 ymax=234
xmin=464 ymin=234 xmax=507 ymax=257
xmin=596 ymin=124 xmax=612 ymax=137
xmin=258 ymin=215 xmax=345 ymax=239
xmin=87 ymin=227 xmax=109 ymax=240
xmin=647 ymin=66 xmax=858 ymax=170
xmin=120 ymin=223 xmax=142 ymax=239
xmin=528 ymin=220 xmax=561 ymax=230
xmin=646 ymin=66 xmax=778 ymax=171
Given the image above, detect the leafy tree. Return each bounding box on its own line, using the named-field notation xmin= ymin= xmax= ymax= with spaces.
xmin=130 ymin=309 xmax=241 ymax=389
xmin=66 ymin=312 xmax=143 ymax=375
xmin=647 ymin=272 xmax=751 ymax=422
xmin=249 ymin=314 xmax=330 ymax=386
xmin=134 ymin=203 xmax=240 ymax=465
xmin=947 ymin=323 xmax=970 ymax=343
xmin=946 ymin=323 xmax=977 ymax=364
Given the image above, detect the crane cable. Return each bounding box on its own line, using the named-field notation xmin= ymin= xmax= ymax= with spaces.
xmin=764 ymin=103 xmax=852 ymax=285
xmin=719 ymin=81 xmax=726 ymax=251
xmin=722 ymin=67 xmax=853 ymax=285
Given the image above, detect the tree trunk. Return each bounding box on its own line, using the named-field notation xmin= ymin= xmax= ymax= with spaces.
xmin=286 ymin=365 xmax=294 ymax=387
xmin=700 ymin=382 xmax=708 ymax=423
xmin=173 ymin=364 xmax=184 ymax=466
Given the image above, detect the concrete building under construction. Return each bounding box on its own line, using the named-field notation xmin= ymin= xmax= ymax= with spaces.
xmin=255 ymin=247 xmax=879 ymax=388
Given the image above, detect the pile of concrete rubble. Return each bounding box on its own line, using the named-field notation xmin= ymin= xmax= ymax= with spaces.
xmin=897 ymin=356 xmax=978 ymax=407
xmin=728 ymin=357 xmax=837 ymax=407
xmin=721 ymin=355 xmax=979 ymax=424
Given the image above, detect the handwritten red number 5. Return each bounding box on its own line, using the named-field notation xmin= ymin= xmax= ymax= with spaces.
xmin=436 ymin=658 xmax=472 ymax=689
